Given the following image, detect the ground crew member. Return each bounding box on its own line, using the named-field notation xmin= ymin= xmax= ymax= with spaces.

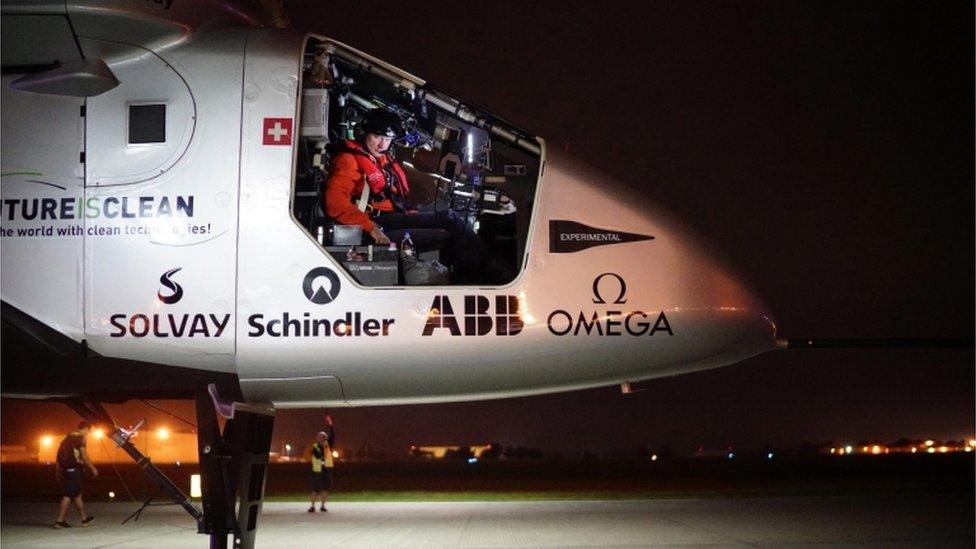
xmin=308 ymin=415 xmax=336 ymax=513
xmin=53 ymin=421 xmax=98 ymax=529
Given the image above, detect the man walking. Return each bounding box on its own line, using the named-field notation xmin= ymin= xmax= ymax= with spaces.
xmin=54 ymin=421 xmax=98 ymax=528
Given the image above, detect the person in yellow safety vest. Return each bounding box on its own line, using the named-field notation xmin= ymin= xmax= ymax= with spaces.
xmin=308 ymin=415 xmax=336 ymax=513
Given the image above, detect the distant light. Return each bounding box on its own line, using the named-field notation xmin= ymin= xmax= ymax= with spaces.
xmin=467 ymin=457 xmax=478 ymax=464
xmin=40 ymin=435 xmax=54 ymax=448
xmin=927 ymin=447 xmax=936 ymax=454
xmin=844 ymin=445 xmax=853 ymax=454
xmin=829 ymin=448 xmax=836 ymax=454
xmin=190 ymin=474 xmax=202 ymax=498
xmin=965 ymin=447 xmax=972 ymax=453
xmin=871 ymin=445 xmax=882 ymax=455
xmin=92 ymin=428 xmax=105 ymax=440
xmin=767 ymin=452 xmax=774 ymax=460
xmin=924 ymin=440 xmax=934 ymax=447
xmin=838 ymin=448 xmax=845 ymax=455
xmin=285 ymin=444 xmax=292 ymax=453
xmin=862 ymin=446 xmax=869 ymax=453
xmin=938 ymin=446 xmax=948 ymax=453
xmin=176 ymin=461 xmax=181 ymax=467
xmin=157 ymin=428 xmax=170 ymax=440
xmin=727 ymin=452 xmax=735 ymax=460
xmin=910 ymin=447 xmax=918 ymax=453
xmin=331 ymin=450 xmax=339 ymax=459
xmin=650 ymin=454 xmax=658 ymax=462
xmin=968 ymin=439 xmax=975 ymax=448
xmin=108 ymin=491 xmax=115 ymax=499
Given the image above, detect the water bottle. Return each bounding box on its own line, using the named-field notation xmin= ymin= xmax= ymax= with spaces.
xmin=401 ymin=231 xmax=415 ymax=258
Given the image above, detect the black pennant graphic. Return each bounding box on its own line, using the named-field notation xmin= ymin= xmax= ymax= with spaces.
xmin=549 ymin=220 xmax=654 ymax=253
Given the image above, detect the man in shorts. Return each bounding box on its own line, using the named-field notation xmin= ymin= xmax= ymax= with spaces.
xmin=54 ymin=421 xmax=98 ymax=528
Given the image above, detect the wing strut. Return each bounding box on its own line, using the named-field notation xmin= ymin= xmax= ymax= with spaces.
xmin=785 ymin=338 xmax=974 ymax=349
xmin=65 ymin=386 xmax=276 ymax=549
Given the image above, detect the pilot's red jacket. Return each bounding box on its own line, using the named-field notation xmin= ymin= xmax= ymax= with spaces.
xmin=324 ymin=140 xmax=409 ymax=232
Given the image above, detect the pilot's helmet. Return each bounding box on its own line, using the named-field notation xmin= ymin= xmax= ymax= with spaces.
xmin=360 ymin=108 xmax=403 ymax=139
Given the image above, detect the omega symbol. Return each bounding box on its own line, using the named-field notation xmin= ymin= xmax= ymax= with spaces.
xmin=591 ymin=272 xmax=627 ymax=305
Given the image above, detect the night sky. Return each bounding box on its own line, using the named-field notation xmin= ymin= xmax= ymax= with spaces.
xmin=2 ymin=1 xmax=973 ymax=457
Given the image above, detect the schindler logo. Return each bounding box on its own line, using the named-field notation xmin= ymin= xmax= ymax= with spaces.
xmin=547 ymin=273 xmax=673 ymax=337
xmin=422 ymin=295 xmax=523 ymax=336
xmin=303 ymin=267 xmax=341 ymax=305
xmin=549 ymin=220 xmax=654 ymax=253
xmin=157 ymin=267 xmax=184 ymax=304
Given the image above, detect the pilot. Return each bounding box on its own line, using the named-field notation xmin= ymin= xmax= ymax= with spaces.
xmin=53 ymin=421 xmax=98 ymax=529
xmin=323 ymin=108 xmax=488 ymax=282
xmin=308 ymin=415 xmax=335 ymax=513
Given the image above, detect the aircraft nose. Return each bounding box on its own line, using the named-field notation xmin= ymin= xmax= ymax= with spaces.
xmin=540 ymin=150 xmax=780 ymax=375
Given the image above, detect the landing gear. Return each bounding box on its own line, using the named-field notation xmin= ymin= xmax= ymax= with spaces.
xmin=196 ymin=385 xmax=275 ymax=549
xmin=65 ymin=386 xmax=275 ymax=549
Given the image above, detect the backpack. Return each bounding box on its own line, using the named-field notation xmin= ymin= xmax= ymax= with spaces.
xmin=56 ymin=436 xmax=76 ymax=469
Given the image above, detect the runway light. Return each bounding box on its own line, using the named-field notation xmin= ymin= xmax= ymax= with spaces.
xmin=927 ymin=447 xmax=936 ymax=454
xmin=40 ymin=435 xmax=54 ymax=448
xmin=331 ymin=450 xmax=339 ymax=459
xmin=190 ymin=474 xmax=202 ymax=498
xmin=285 ymin=444 xmax=292 ymax=453
xmin=467 ymin=457 xmax=478 ymax=464
xmin=924 ymin=440 xmax=934 ymax=447
xmin=829 ymin=448 xmax=836 ymax=454
xmin=844 ymin=446 xmax=853 ymax=454
xmin=910 ymin=447 xmax=917 ymax=453
xmin=871 ymin=445 xmax=882 ymax=455
xmin=965 ymin=447 xmax=972 ymax=453
xmin=92 ymin=428 xmax=105 ymax=440
xmin=176 ymin=461 xmax=181 ymax=467
xmin=862 ymin=446 xmax=869 ymax=453
xmin=767 ymin=452 xmax=774 ymax=460
xmin=938 ymin=446 xmax=948 ymax=453
xmin=157 ymin=427 xmax=170 ymax=440
xmin=650 ymin=454 xmax=658 ymax=461
xmin=727 ymin=452 xmax=735 ymax=460
xmin=108 ymin=491 xmax=115 ymax=499
xmin=968 ymin=439 xmax=975 ymax=448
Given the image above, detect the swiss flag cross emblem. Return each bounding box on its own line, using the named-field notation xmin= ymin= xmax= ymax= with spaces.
xmin=263 ymin=118 xmax=293 ymax=146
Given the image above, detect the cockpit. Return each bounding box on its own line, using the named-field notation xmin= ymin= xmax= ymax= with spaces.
xmin=292 ymin=37 xmax=542 ymax=287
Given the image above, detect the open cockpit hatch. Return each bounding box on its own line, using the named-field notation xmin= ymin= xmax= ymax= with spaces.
xmin=291 ymin=36 xmax=542 ymax=287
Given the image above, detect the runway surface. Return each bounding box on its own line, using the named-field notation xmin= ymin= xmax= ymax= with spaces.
xmin=2 ymin=494 xmax=973 ymax=548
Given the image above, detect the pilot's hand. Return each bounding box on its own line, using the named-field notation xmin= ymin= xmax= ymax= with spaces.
xmin=369 ymin=226 xmax=390 ymax=245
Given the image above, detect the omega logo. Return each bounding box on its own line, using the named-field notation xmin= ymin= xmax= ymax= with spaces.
xmin=592 ymin=272 xmax=627 ymax=304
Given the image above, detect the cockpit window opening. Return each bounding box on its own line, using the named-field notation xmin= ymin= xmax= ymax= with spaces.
xmin=291 ymin=37 xmax=541 ymax=287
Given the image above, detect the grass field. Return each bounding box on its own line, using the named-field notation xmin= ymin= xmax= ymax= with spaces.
xmin=3 ymin=454 xmax=972 ymax=503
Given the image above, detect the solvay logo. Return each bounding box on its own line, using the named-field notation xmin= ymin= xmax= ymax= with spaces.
xmin=303 ymin=267 xmax=341 ymax=305
xmin=592 ymin=272 xmax=627 ymax=305
xmin=110 ymin=267 xmax=230 ymax=339
xmin=157 ymin=267 xmax=184 ymax=304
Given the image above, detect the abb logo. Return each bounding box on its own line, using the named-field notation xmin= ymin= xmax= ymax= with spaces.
xmin=422 ymin=295 xmax=523 ymax=336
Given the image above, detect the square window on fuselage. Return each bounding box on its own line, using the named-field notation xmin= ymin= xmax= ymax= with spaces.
xmin=128 ymin=104 xmax=166 ymax=144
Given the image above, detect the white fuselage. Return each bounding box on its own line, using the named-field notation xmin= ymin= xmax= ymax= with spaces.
xmin=1 ymin=1 xmax=779 ymax=406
